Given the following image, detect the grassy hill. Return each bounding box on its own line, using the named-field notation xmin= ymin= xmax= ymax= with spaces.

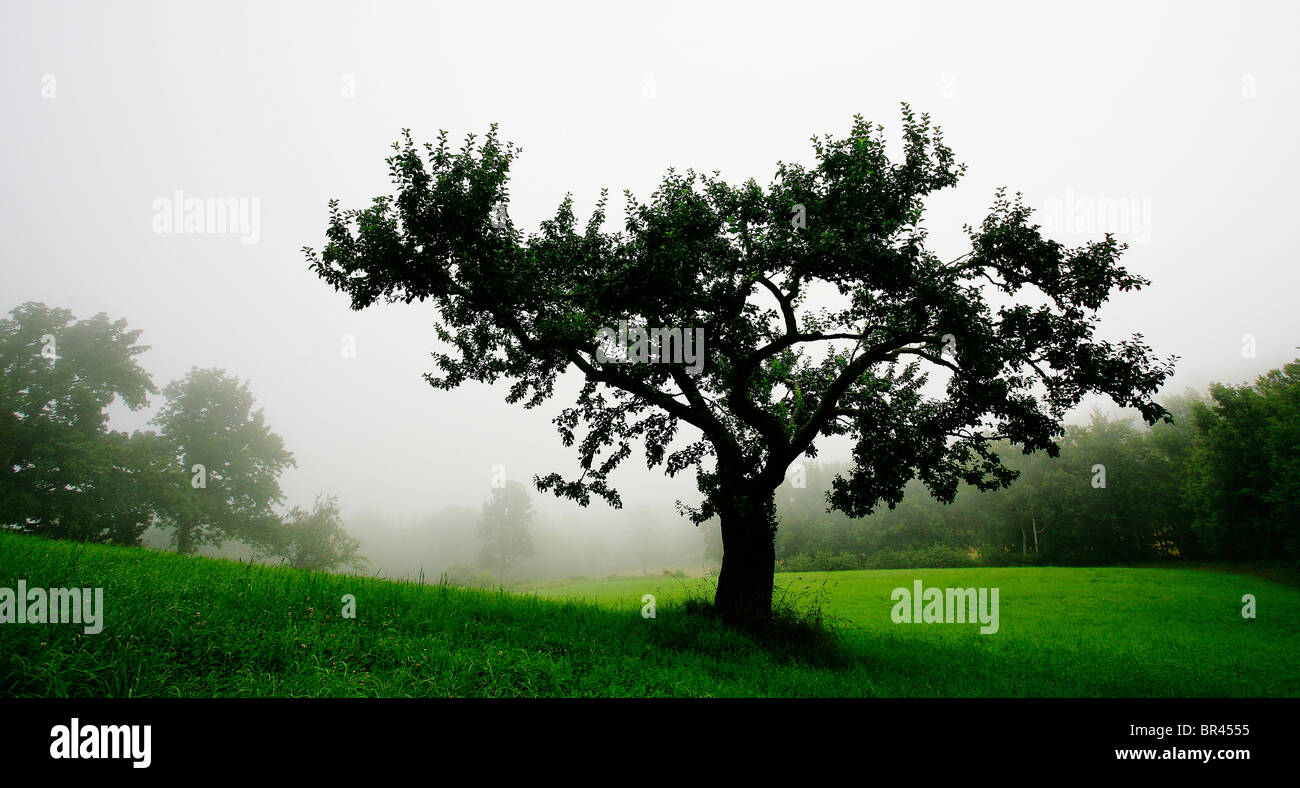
xmin=1 ymin=531 xmax=1297 ymax=697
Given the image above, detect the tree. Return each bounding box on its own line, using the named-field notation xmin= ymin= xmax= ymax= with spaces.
xmin=1143 ymin=391 xmax=1205 ymax=558
xmin=306 ymin=107 xmax=1176 ymax=627
xmin=1035 ymin=412 xmax=1166 ymax=563
xmin=1185 ymin=361 xmax=1300 ymax=560
xmin=265 ymin=494 xmax=366 ymax=571
xmin=0 ymin=302 xmax=162 ymax=544
xmin=151 ymin=368 xmax=295 ymax=553
xmin=475 ymin=481 xmax=536 ymax=580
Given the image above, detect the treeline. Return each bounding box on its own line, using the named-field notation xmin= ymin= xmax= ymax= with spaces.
xmin=0 ymin=302 xmax=363 ymax=571
xmin=8 ymin=301 xmax=1295 ymax=576
xmin=776 ymin=360 xmax=1300 ymax=569
xmin=0 ymin=302 xmax=710 ymax=581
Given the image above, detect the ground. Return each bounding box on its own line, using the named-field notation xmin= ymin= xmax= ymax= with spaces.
xmin=1 ymin=532 xmax=1296 ymax=697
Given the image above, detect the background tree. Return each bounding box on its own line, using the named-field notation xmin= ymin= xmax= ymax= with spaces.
xmin=0 ymin=302 xmax=161 ymax=544
xmin=307 ymin=107 xmax=1176 ymax=627
xmin=1020 ymin=412 xmax=1166 ymax=563
xmin=1142 ymin=391 xmax=1204 ymax=558
xmin=476 ymin=481 xmax=536 ymax=580
xmin=1185 ymin=361 xmax=1300 ymax=560
xmin=152 ymin=367 xmax=295 ymax=553
xmin=265 ymin=494 xmax=365 ymax=571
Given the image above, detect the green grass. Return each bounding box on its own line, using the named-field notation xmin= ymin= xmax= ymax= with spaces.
xmin=1 ymin=531 xmax=1297 ymax=697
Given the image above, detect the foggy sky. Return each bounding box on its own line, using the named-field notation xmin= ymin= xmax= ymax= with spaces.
xmin=3 ymin=0 xmax=1297 ymax=524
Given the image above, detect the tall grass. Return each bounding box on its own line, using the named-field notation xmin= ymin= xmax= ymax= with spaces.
xmin=2 ymin=532 xmax=1298 ymax=697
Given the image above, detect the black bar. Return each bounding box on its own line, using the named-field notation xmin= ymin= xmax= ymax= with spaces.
xmin=0 ymin=698 xmax=1291 ymax=775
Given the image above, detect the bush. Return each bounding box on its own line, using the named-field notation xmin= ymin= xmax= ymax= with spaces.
xmin=264 ymin=495 xmax=366 ymax=572
xmin=779 ymin=550 xmax=867 ymax=572
xmin=977 ymin=548 xmax=1045 ymax=567
xmin=778 ymin=543 xmax=1046 ymax=571
xmin=865 ymin=544 xmax=974 ymax=569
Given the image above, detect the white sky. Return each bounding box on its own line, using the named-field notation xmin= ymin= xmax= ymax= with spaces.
xmin=2 ymin=0 xmax=1297 ymax=521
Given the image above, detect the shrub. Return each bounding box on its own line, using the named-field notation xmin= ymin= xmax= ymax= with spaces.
xmin=977 ymin=548 xmax=1045 ymax=567
xmin=865 ymin=544 xmax=974 ymax=569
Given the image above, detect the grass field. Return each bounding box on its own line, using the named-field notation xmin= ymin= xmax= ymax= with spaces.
xmin=1 ymin=531 xmax=1297 ymax=697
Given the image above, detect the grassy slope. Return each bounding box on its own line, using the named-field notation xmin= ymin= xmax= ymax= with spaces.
xmin=1 ymin=532 xmax=1297 ymax=697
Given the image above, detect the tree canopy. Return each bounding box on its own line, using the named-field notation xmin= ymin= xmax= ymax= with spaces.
xmin=152 ymin=367 xmax=296 ymax=553
xmin=476 ymin=480 xmax=536 ymax=580
xmin=0 ymin=302 xmax=160 ymax=543
xmin=309 ymin=106 xmax=1177 ymax=625
xmin=0 ymin=304 xmax=308 ymax=560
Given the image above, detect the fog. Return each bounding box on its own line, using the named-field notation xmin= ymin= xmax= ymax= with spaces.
xmin=3 ymin=0 xmax=1297 ymax=580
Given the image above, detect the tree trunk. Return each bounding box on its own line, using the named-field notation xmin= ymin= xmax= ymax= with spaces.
xmin=176 ymin=522 xmax=195 ymax=554
xmin=713 ymin=484 xmax=777 ymax=629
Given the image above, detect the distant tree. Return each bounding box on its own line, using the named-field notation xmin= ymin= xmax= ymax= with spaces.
xmin=0 ymin=302 xmax=161 ymax=544
xmin=1144 ymin=391 xmax=1205 ymax=558
xmin=266 ymin=494 xmax=365 ymax=571
xmin=151 ymin=368 xmax=295 ymax=553
xmin=976 ymin=440 xmax=1060 ymax=557
xmin=1048 ymin=413 xmax=1169 ymax=562
xmin=476 ymin=481 xmax=536 ymax=580
xmin=776 ymin=465 xmax=980 ymax=561
xmin=308 ymin=107 xmax=1176 ymax=626
xmin=1185 ymin=361 xmax=1300 ymax=560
